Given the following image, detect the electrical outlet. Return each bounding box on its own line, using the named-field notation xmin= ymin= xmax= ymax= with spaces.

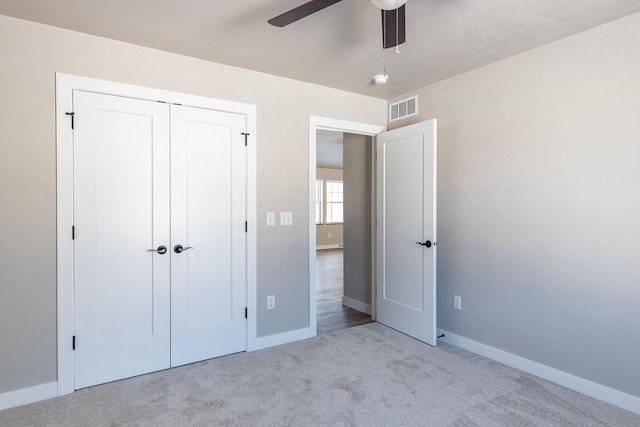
xmin=266 ymin=212 xmax=275 ymax=226
xmin=453 ymin=295 xmax=462 ymax=311
xmin=267 ymin=295 xmax=276 ymax=310
xmin=328 ymin=232 xmax=332 ymax=238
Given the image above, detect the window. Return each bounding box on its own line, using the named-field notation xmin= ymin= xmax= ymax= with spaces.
xmin=315 ymin=179 xmax=323 ymax=224
xmin=325 ymin=180 xmax=343 ymax=224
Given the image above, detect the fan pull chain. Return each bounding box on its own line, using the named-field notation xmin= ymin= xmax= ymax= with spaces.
xmin=395 ymin=0 xmax=400 ymax=53
xmin=383 ymin=12 xmax=388 ymax=77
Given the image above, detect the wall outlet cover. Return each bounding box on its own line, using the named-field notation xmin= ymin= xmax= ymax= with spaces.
xmin=453 ymin=295 xmax=462 ymax=311
xmin=267 ymin=295 xmax=276 ymax=310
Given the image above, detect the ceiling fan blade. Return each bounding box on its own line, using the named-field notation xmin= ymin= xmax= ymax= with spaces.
xmin=268 ymin=0 xmax=343 ymax=27
xmin=381 ymin=5 xmax=406 ymax=49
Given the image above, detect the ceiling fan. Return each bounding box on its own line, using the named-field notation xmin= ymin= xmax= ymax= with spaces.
xmin=268 ymin=0 xmax=407 ymax=49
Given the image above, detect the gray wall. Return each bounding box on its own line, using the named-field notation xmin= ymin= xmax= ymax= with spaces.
xmin=389 ymin=12 xmax=640 ymax=398
xmin=0 ymin=15 xmax=386 ymax=394
xmin=343 ymin=134 xmax=373 ymax=306
xmin=316 ymin=168 xmax=344 ymax=247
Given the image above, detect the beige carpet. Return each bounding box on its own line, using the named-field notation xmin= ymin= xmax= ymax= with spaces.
xmin=1 ymin=323 xmax=638 ymax=426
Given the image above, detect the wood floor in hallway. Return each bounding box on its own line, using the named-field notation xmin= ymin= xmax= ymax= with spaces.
xmin=316 ymin=249 xmax=373 ymax=335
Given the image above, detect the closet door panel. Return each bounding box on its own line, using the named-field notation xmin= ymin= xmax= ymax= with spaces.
xmin=171 ymin=105 xmax=247 ymax=367
xmin=73 ymin=91 xmax=170 ymax=389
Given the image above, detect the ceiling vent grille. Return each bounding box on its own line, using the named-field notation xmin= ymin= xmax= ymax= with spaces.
xmin=389 ymin=95 xmax=418 ymax=122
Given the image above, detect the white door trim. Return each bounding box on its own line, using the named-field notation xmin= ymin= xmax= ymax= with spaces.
xmin=308 ymin=116 xmax=386 ymax=337
xmin=56 ymin=73 xmax=258 ymax=396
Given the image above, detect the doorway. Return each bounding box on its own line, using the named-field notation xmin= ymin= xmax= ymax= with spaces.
xmin=315 ymin=130 xmax=374 ymax=334
xmin=308 ymin=117 xmax=386 ymax=337
xmin=309 ymin=116 xmax=438 ymax=345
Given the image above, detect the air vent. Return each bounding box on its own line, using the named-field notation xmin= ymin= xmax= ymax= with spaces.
xmin=389 ymin=95 xmax=418 ymax=122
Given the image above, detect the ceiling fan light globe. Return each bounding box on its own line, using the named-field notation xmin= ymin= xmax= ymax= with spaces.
xmin=370 ymin=0 xmax=408 ymax=11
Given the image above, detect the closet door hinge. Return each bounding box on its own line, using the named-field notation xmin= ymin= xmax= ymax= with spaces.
xmin=245 ymin=307 xmax=248 ymax=319
xmin=72 ymin=335 xmax=76 ymax=350
xmin=245 ymin=221 xmax=248 ymax=233
xmin=72 ymin=226 xmax=75 ymax=240
xmin=241 ymin=132 xmax=249 ymax=146
xmin=65 ymin=112 xmax=75 ymax=129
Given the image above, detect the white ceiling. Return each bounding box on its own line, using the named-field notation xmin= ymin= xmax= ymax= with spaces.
xmin=1 ymin=0 xmax=639 ymax=99
xmin=317 ymin=130 xmax=343 ymax=169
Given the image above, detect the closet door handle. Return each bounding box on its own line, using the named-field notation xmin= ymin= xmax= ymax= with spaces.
xmin=174 ymin=245 xmax=194 ymax=254
xmin=147 ymin=245 xmax=167 ymax=255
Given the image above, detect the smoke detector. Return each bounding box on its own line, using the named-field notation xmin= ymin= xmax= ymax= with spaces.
xmin=373 ymin=74 xmax=389 ymax=85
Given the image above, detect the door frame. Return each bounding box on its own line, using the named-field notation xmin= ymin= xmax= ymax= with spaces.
xmin=308 ymin=116 xmax=386 ymax=337
xmin=56 ymin=73 xmax=258 ymax=396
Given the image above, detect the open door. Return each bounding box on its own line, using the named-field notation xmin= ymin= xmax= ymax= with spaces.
xmin=376 ymin=120 xmax=437 ymax=345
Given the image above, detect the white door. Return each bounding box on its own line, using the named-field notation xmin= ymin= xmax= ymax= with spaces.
xmin=74 ymin=91 xmax=171 ymax=388
xmin=376 ymin=120 xmax=437 ymax=345
xmin=170 ymin=105 xmax=247 ymax=367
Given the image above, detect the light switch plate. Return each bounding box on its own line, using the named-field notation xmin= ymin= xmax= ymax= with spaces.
xmin=280 ymin=212 xmax=293 ymax=226
xmin=267 ymin=212 xmax=275 ymax=226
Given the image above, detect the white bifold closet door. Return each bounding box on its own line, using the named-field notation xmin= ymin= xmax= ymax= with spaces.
xmin=73 ymin=91 xmax=247 ymax=389
xmin=170 ymin=105 xmax=247 ymax=367
xmin=74 ymin=91 xmax=171 ymax=389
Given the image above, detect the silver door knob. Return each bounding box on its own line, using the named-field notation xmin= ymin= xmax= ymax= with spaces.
xmin=174 ymin=245 xmax=194 ymax=254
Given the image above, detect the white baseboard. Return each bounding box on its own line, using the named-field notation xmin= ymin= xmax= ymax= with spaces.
xmin=316 ymin=244 xmax=343 ymax=250
xmin=342 ymin=296 xmax=372 ymax=315
xmin=0 ymin=381 xmax=58 ymax=411
xmin=253 ymin=327 xmax=311 ymax=351
xmin=437 ymin=329 xmax=640 ymax=415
